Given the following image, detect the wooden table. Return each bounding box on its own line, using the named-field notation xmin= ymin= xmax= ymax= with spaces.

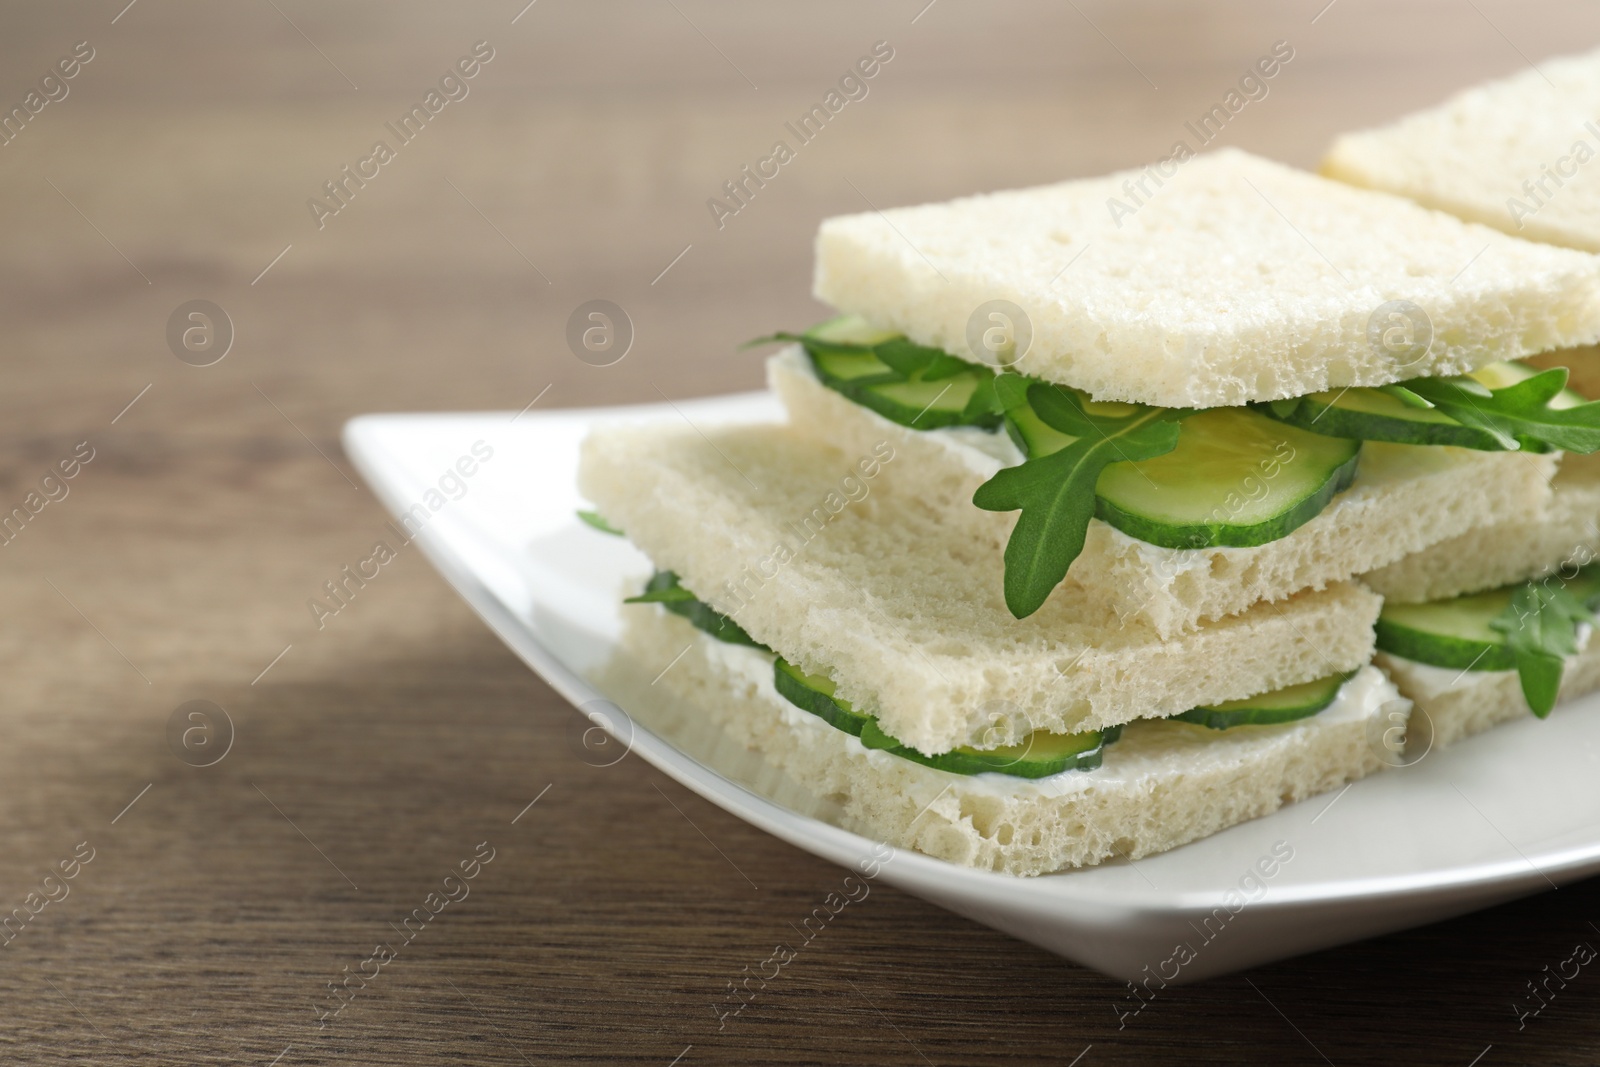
xmin=2 ymin=1 xmax=1597 ymax=1062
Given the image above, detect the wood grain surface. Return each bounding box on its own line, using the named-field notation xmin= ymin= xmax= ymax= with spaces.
xmin=1 ymin=1 xmax=1598 ymax=1063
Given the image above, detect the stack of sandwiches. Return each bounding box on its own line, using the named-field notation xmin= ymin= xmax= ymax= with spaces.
xmin=579 ymin=62 xmax=1600 ymax=877
xmin=1324 ymin=47 xmax=1600 ymax=750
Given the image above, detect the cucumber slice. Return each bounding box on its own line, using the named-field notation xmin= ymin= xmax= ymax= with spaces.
xmin=997 ymin=381 xmax=1359 ymax=549
xmin=798 ymin=318 xmax=1002 ymax=431
xmin=626 ymin=571 xmax=766 ymax=649
xmin=808 ymin=346 xmax=898 ymax=386
xmin=1262 ymin=361 xmax=1593 ymax=451
xmin=773 ymin=658 xmax=873 ymax=736
xmin=1376 ymin=587 xmax=1520 ymax=671
xmin=773 ymin=655 xmax=1117 ymax=777
xmin=1172 ymin=671 xmax=1354 ymax=730
xmin=805 ymin=314 xmax=900 ymax=348
xmin=1093 ymin=408 xmax=1362 ymax=549
xmin=1002 ymin=383 xmax=1079 ymax=457
xmin=1377 ymin=565 xmax=1600 ymax=672
xmin=853 ymin=374 xmax=991 ymax=428
xmin=859 ymin=719 xmax=1115 ymax=778
xmin=1266 ymin=387 xmax=1504 ymax=450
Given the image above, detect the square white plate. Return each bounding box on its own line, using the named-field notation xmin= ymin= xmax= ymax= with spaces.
xmin=343 ymin=395 xmax=1600 ymax=983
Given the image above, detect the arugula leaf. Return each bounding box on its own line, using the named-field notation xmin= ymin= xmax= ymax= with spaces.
xmin=738 ymin=331 xmax=812 ymax=350
xmin=1394 ymin=367 xmax=1600 ymax=453
xmin=870 ymin=337 xmax=973 ymax=381
xmin=746 ymin=322 xmax=1002 ymax=432
xmin=1376 ymin=383 xmax=1434 ymax=410
xmin=1490 ymin=581 xmax=1596 ymax=717
xmin=625 ymin=571 xmax=767 ymax=648
xmin=624 ymin=582 xmax=697 ymax=604
xmin=973 ymin=381 xmax=1182 ymax=618
xmin=577 ymin=509 xmax=624 ymax=536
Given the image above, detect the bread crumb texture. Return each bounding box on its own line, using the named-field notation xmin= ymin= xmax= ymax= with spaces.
xmin=1325 ymin=48 xmax=1600 ymax=253
xmin=772 ymin=351 xmax=1554 ymax=636
xmin=625 ymin=609 xmax=1397 ymax=876
xmin=1378 ymin=639 xmax=1600 ymax=752
xmin=814 ymin=149 xmax=1600 ymax=407
xmin=579 ymin=417 xmax=1379 ymax=754
xmin=1364 ymin=451 xmax=1600 ymax=603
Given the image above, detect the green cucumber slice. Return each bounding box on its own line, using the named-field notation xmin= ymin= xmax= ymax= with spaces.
xmin=1376 ymin=587 xmax=1521 ymax=671
xmin=805 ymin=314 xmax=900 ymax=348
xmin=1378 ymin=565 xmax=1600 ymax=673
xmin=858 ymin=719 xmax=1115 ymax=778
xmin=626 ymin=571 xmax=766 ymax=649
xmin=808 ymin=345 xmax=898 ymax=386
xmin=773 ymin=658 xmax=872 ymax=736
xmin=1172 ymin=671 xmax=1355 ymax=730
xmin=1093 ymin=408 xmax=1362 ymax=549
xmin=1262 ymin=361 xmax=1593 ymax=452
xmin=999 ymin=379 xmax=1080 ymax=456
xmin=999 ymin=379 xmax=1143 ymax=459
xmin=795 ymin=318 xmax=1003 ymax=431
xmin=996 ymin=381 xmax=1359 ymax=550
xmin=1266 ymin=387 xmax=1503 ymax=450
xmin=851 ymin=374 xmax=992 ymax=428
xmin=1003 ymin=390 xmax=1075 ymax=457
xmin=773 ymin=655 xmax=1117 ymax=777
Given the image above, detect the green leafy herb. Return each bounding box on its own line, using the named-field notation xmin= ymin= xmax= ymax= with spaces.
xmin=744 ymin=322 xmax=1004 ymax=431
xmin=739 ymin=331 xmax=810 ymax=350
xmin=973 ymin=378 xmax=1183 ymax=618
xmin=1490 ymin=580 xmax=1596 ymax=717
xmin=869 ymin=337 xmax=973 ymax=381
xmin=624 ymin=570 xmax=767 ymax=649
xmin=1381 ymin=366 xmax=1600 ymax=453
xmin=577 ymin=509 xmax=624 ymax=536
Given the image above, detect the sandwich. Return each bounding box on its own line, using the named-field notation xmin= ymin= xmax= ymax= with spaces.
xmin=579 ymin=148 xmax=1600 ymax=876
xmin=1319 ymin=51 xmax=1600 ymax=751
xmin=582 ymin=422 xmax=1396 ymax=877
xmin=1360 ymin=456 xmax=1600 ymax=753
xmin=1323 ymin=46 xmax=1600 ymax=255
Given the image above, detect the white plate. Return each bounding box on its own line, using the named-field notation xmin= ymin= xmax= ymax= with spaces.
xmin=343 ymin=395 xmax=1600 ymax=983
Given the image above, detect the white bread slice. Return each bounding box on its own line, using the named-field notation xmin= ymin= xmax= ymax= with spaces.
xmin=577 ymin=420 xmax=1382 ymax=755
xmin=619 ymin=608 xmax=1405 ymax=876
xmin=772 ymin=349 xmax=1558 ymax=637
xmin=814 ymin=148 xmax=1600 ymax=408
xmin=1364 ymin=452 xmax=1600 ymax=604
xmin=1323 ymin=49 xmax=1600 ymax=253
xmin=1377 ymin=637 xmax=1600 ymax=753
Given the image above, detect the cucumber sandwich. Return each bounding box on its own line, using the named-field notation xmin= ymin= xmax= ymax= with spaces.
xmin=1361 ymin=452 xmax=1600 ymax=751
xmin=1321 ymin=52 xmax=1600 ymax=750
xmin=1324 ymin=46 xmax=1600 ymax=258
xmin=581 ymin=423 xmax=1400 ymax=876
xmin=754 ymin=150 xmax=1600 ymax=637
xmin=578 ymin=148 xmax=1600 ymax=876
xmin=1372 ymin=564 xmax=1600 ymax=751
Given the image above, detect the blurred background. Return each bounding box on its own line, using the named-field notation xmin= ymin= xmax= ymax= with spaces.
xmin=2 ymin=1 xmax=1599 ymax=1064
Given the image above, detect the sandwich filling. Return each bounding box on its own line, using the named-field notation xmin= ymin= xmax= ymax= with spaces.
xmin=750 ymin=317 xmax=1600 ymax=619
xmin=626 ymin=568 xmax=1371 ymax=778
xmin=1374 ymin=564 xmax=1600 ymax=717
